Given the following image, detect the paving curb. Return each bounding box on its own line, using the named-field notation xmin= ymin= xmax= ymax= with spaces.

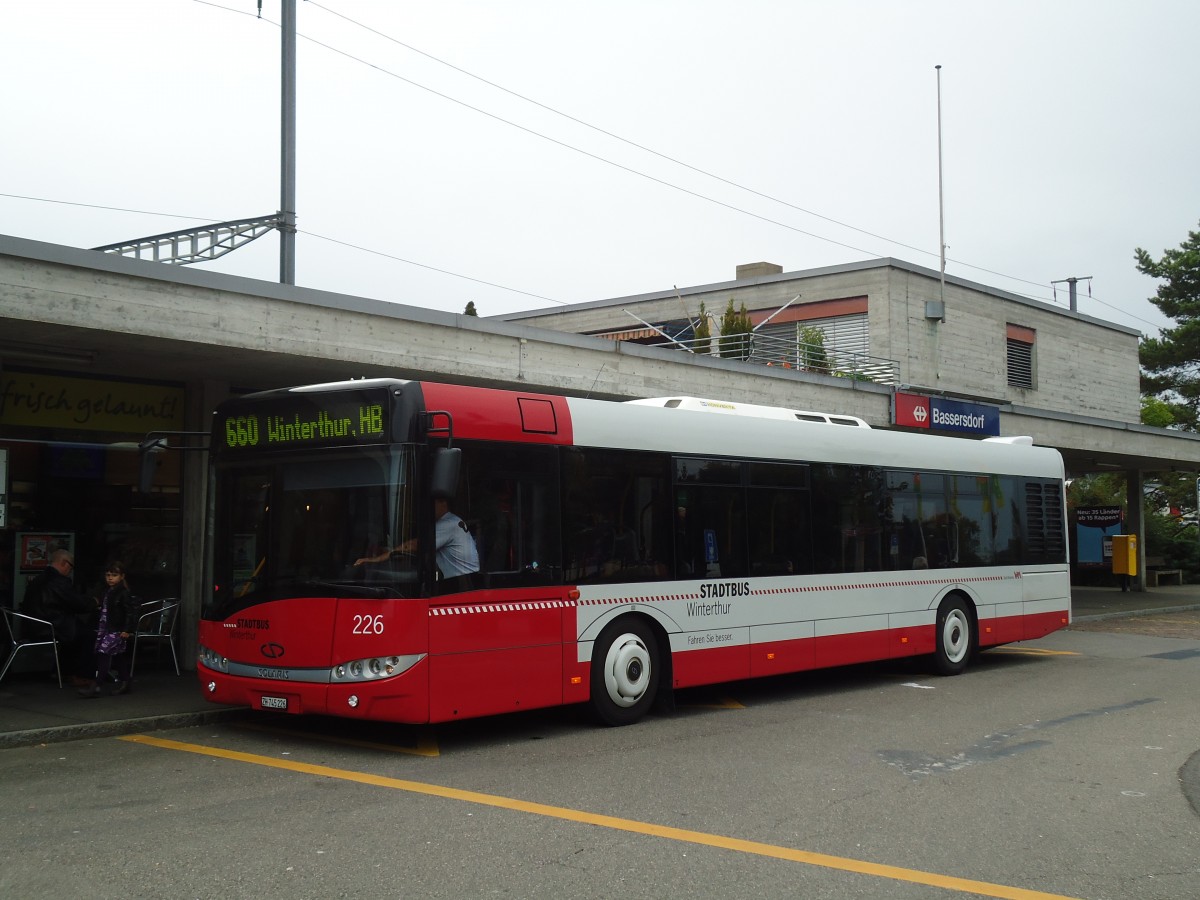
xmin=0 ymin=706 xmax=250 ymax=750
xmin=1071 ymin=603 xmax=1200 ymax=624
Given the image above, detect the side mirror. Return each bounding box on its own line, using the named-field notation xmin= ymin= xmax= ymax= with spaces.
xmin=431 ymin=447 xmax=461 ymax=500
xmin=138 ymin=438 xmax=165 ymax=493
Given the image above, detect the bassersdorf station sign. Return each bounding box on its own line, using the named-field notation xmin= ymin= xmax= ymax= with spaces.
xmin=893 ymin=392 xmax=1000 ymax=436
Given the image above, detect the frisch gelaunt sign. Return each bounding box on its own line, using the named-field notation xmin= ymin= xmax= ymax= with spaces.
xmin=893 ymin=392 xmax=1000 ymax=436
xmin=0 ymin=370 xmax=185 ymax=433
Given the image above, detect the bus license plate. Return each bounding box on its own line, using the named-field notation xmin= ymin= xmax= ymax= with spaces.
xmin=260 ymin=696 xmax=288 ymax=710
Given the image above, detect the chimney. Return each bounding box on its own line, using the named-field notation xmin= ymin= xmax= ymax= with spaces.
xmin=736 ymin=261 xmax=783 ymax=280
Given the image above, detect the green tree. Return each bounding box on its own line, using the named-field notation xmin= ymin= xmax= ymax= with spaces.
xmin=1134 ymin=223 xmax=1200 ymax=576
xmin=718 ymin=298 xmax=753 ymax=360
xmin=1144 ymin=472 xmax=1200 ymax=575
xmin=463 ymin=301 xmax=478 ymax=316
xmin=1136 ymin=222 xmax=1200 ymax=431
xmin=1141 ymin=395 xmax=1175 ymax=428
xmin=797 ymin=324 xmax=829 ymax=372
xmin=1067 ymin=472 xmax=1125 ymax=509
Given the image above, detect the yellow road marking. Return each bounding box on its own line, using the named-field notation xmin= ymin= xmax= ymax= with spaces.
xmin=683 ymin=696 xmax=746 ymax=709
xmin=231 ymin=720 xmax=440 ymax=756
xmin=119 ymin=733 xmax=1081 ymax=900
xmin=989 ymin=648 xmax=1079 ymax=657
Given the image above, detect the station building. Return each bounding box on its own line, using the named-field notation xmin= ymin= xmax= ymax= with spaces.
xmin=1 ymin=235 xmax=1196 ymax=670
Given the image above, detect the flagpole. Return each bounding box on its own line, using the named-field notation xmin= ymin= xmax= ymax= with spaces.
xmin=936 ymin=64 xmax=946 ymax=313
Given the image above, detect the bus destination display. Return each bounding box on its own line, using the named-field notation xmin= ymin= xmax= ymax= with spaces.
xmin=219 ymin=392 xmax=388 ymax=451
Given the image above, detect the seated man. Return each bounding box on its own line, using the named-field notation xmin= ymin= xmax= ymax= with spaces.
xmin=356 ymin=496 xmax=480 ymax=590
xmin=22 ymin=549 xmax=97 ymax=684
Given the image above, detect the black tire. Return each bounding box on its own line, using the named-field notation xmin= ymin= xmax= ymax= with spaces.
xmin=933 ymin=596 xmax=974 ymax=676
xmin=590 ymin=618 xmax=659 ymax=726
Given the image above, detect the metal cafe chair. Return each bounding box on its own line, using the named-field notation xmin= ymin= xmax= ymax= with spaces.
xmin=1 ymin=607 xmax=63 ymax=688
xmin=130 ymin=598 xmax=181 ymax=677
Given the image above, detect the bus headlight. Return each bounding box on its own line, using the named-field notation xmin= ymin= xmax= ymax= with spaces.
xmin=329 ymin=654 xmax=424 ymax=682
xmin=198 ymin=645 xmax=229 ymax=673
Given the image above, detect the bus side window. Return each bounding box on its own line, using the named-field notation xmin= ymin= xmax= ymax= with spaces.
xmin=811 ymin=464 xmax=886 ymax=573
xmin=456 ymin=440 xmax=561 ymax=588
xmin=747 ymin=489 xmax=812 ymax=576
xmin=747 ymin=461 xmax=812 ymax=577
xmin=674 ymin=458 xmax=747 ymax=579
xmin=563 ymin=447 xmax=672 ymax=584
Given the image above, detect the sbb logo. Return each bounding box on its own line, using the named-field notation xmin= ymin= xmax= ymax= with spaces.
xmin=895 ymin=392 xmax=933 ymax=430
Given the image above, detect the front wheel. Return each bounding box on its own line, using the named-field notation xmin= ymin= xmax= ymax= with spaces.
xmin=933 ymin=596 xmax=974 ymax=676
xmin=590 ymin=619 xmax=659 ymax=726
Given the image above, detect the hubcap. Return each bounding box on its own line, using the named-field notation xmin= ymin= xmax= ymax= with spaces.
xmin=943 ymin=609 xmax=969 ymax=663
xmin=604 ymin=633 xmax=651 ymax=708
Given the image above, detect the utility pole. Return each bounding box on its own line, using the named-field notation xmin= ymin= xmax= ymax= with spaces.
xmin=97 ymin=1 xmax=298 ymax=275
xmin=1051 ymin=275 xmax=1092 ymax=312
xmin=279 ymin=0 xmax=297 ymax=285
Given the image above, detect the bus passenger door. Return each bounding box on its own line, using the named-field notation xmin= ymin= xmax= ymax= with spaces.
xmin=426 ymin=439 xmax=567 ymax=722
xmin=426 ymin=586 xmax=568 ymax=722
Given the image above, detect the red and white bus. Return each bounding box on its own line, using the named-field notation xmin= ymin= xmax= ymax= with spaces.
xmin=198 ymin=378 xmax=1070 ymax=726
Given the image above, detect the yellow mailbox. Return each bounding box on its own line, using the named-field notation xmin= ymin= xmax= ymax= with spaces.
xmin=1111 ymin=534 xmax=1138 ymax=576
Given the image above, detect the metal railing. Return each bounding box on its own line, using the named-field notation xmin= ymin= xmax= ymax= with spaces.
xmin=632 ymin=331 xmax=899 ymax=385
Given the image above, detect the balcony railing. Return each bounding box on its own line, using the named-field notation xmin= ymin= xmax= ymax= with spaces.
xmin=628 ymin=331 xmax=899 ymax=385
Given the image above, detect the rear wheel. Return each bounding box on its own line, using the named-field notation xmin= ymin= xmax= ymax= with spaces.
xmin=590 ymin=618 xmax=659 ymax=726
xmin=933 ymin=596 xmax=974 ymax=676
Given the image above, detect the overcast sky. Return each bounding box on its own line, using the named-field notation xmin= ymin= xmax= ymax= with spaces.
xmin=3 ymin=1 xmax=1198 ymax=335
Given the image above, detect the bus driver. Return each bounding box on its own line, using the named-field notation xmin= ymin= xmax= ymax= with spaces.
xmin=355 ymin=495 xmax=480 ymax=590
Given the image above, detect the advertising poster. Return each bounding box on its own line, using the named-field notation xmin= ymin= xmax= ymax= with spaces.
xmin=12 ymin=532 xmax=75 ymax=612
xmin=18 ymin=532 xmax=75 ymax=573
xmin=1074 ymin=506 xmax=1122 ymax=566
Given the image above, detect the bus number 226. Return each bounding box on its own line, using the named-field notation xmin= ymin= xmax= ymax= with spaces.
xmin=352 ymin=614 xmax=384 ymax=635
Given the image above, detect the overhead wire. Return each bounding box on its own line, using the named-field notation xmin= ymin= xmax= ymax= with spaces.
xmin=272 ymin=13 xmax=892 ymax=263
xmin=0 ymin=192 xmax=210 ymax=222
xmin=8 ymin=1 xmax=1167 ymax=330
xmin=306 ymin=1 xmax=937 ymax=261
xmin=298 ymin=229 xmax=565 ymax=304
xmin=303 ymin=1 xmax=1072 ymax=299
xmin=204 ymin=0 xmax=1163 ymax=325
xmin=195 ymin=1 xmax=1029 ymax=292
xmin=2 ymin=183 xmax=1163 ymax=328
xmin=0 ymin=190 xmax=568 ymax=305
xmin=299 ymin=2 xmax=1170 ymax=331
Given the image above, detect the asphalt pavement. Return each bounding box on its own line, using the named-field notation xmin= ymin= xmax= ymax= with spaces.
xmin=2 ymin=583 xmax=1198 ymax=750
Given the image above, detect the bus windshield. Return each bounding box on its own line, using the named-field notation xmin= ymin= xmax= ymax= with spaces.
xmin=208 ymin=446 xmax=417 ymax=619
